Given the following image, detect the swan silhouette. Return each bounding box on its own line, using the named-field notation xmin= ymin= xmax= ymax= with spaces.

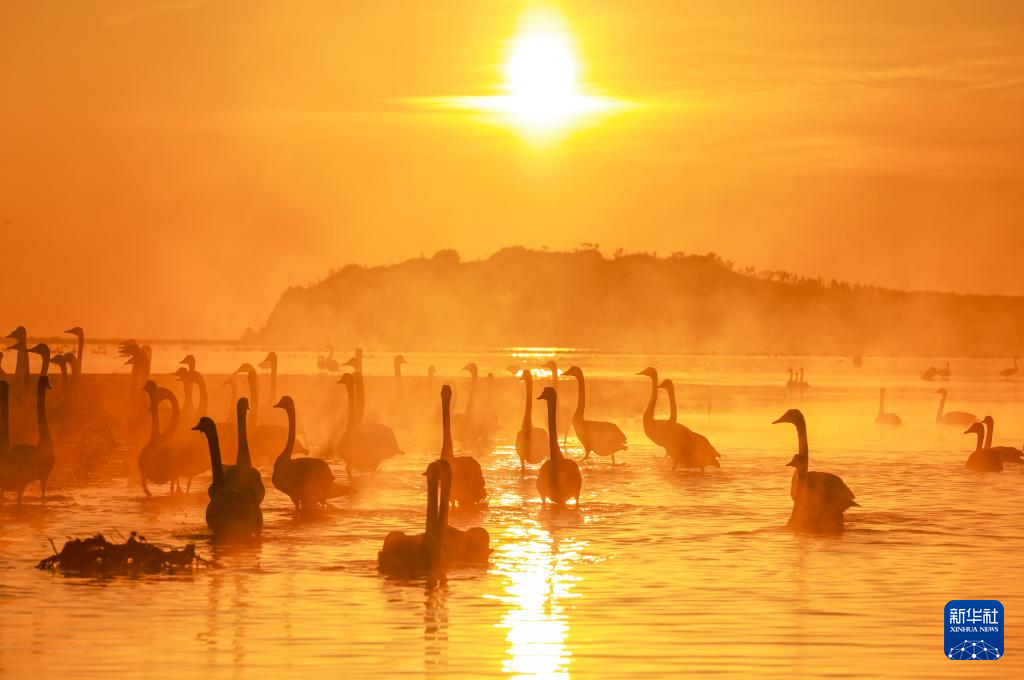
xmin=999 ymin=357 xmax=1019 ymax=380
xmin=318 ymin=345 xmax=341 ymax=374
xmin=221 ymin=397 xmax=266 ymax=503
xmin=563 ymin=366 xmax=626 ymax=464
xmin=515 ymin=370 xmax=548 ymax=470
xmin=336 ymin=373 xmax=403 ymax=479
xmin=65 ymin=327 xmax=85 ymax=374
xmin=193 ymin=417 xmax=263 ymax=540
xmin=934 ymin=388 xmax=977 ymax=427
xmin=0 ymin=377 xmax=54 ymax=503
xmin=138 ymin=380 xmax=180 ymax=497
xmin=173 ymin=367 xmax=210 ymax=492
xmin=979 ymin=416 xmax=1022 ymax=463
xmin=964 ymin=422 xmax=1003 ymax=472
xmin=438 ymin=384 xmax=486 ymax=507
xmin=451 ymin=363 xmax=480 ymax=450
xmin=638 ymin=368 xmax=720 ymax=471
xmin=4 ymin=327 xmax=29 ymax=391
xmin=536 ymin=386 xmax=582 ymax=506
xmin=378 ymin=458 xmax=449 ymax=577
xmin=271 ymin=395 xmax=352 ymax=510
xmin=773 ymin=409 xmax=858 ymax=533
xmin=874 ymin=388 xmax=902 ymax=426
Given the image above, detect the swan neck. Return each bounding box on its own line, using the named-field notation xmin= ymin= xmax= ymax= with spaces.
xmin=37 ymin=383 xmax=51 ymax=449
xmin=207 ymin=427 xmax=225 ymax=490
xmin=164 ymin=392 xmax=180 ymax=438
xmin=546 ymin=397 xmax=562 ymax=461
xmin=441 ymin=391 xmax=453 ymax=459
xmin=572 ymin=373 xmax=586 ymax=421
xmin=425 ymin=474 xmax=439 ymax=537
xmin=148 ymin=394 xmax=161 ymax=445
xmin=666 ymin=383 xmax=677 ymax=423
xmin=796 ymin=420 xmax=809 ymax=458
xmin=344 ymin=381 xmax=357 ymax=432
xmin=643 ymin=374 xmax=657 ymax=424
xmin=194 ymin=372 xmax=208 ymax=418
xmin=936 ymin=392 xmax=946 ymax=421
xmin=236 ymin=405 xmax=252 ymax=469
xmin=973 ymin=428 xmax=984 ymax=451
xmin=521 ymin=375 xmax=533 ymax=428
xmin=278 ymin=403 xmax=296 ymax=462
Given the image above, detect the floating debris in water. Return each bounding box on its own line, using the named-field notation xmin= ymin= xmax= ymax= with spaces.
xmin=37 ymin=533 xmax=204 ymax=577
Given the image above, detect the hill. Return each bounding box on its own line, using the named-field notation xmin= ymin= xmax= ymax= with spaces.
xmin=253 ymin=246 xmax=1024 ymax=355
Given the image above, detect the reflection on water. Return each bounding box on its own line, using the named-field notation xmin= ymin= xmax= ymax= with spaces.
xmin=424 ymin=584 xmax=449 ymax=678
xmin=494 ymin=523 xmax=583 ymax=679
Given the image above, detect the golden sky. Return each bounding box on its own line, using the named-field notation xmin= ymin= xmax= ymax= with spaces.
xmin=2 ymin=1 xmax=1023 ymax=338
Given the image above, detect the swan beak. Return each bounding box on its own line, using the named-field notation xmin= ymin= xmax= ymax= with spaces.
xmin=771 ymin=416 xmax=785 ymax=424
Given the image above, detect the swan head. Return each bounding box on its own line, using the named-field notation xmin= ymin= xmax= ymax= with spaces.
xmin=636 ymin=367 xmax=658 ymax=380
xmin=234 ymin=363 xmax=257 ymax=377
xmin=462 ymin=362 xmax=478 ymax=376
xmin=273 ymin=395 xmax=294 ymax=411
xmin=934 ymin=387 xmax=948 ymax=395
xmin=394 ymin=355 xmax=406 ymax=366
xmin=428 ymin=365 xmax=436 ymax=377
xmin=64 ymin=326 xmax=84 ymax=338
xmin=537 ymin=386 xmax=558 ymax=403
xmin=519 ymin=369 xmax=533 ymax=383
xmin=51 ymin=354 xmax=66 ymax=367
xmin=563 ymin=366 xmax=583 ymax=380
xmin=785 ymin=452 xmax=808 ymax=470
xmin=236 ymin=397 xmax=250 ymax=420
xmin=542 ymin=360 xmax=558 ymax=372
xmin=440 ymin=384 xmax=453 ymax=402
xmin=981 ymin=415 xmax=994 ymax=427
xmin=27 ymin=343 xmax=50 ymax=358
xmin=179 ymin=354 xmax=196 ymax=370
xmin=142 ymin=379 xmax=158 ymax=401
xmin=658 ymin=378 xmax=673 ymax=390
xmin=258 ymin=352 xmax=277 ymax=370
xmin=173 ymin=367 xmax=190 ymax=382
xmin=772 ymin=408 xmax=805 ymax=428
xmin=5 ymin=327 xmax=26 ymax=341
xmin=337 ymin=372 xmax=353 ymax=386
xmin=964 ymin=422 xmax=985 ymax=436
xmin=192 ymin=416 xmax=217 ymax=435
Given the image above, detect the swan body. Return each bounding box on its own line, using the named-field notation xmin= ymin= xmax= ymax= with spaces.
xmin=874 ymin=388 xmax=902 ymax=426
xmin=0 ymin=377 xmax=55 ymax=503
xmin=271 ymin=396 xmax=352 ymax=510
xmin=638 ymin=368 xmax=720 ymax=471
xmin=193 ymin=417 xmax=262 ymax=539
xmin=773 ymin=409 xmax=858 ymax=533
xmin=138 ymin=380 xmax=180 ymax=496
xmin=934 ymin=388 xmax=977 ymax=427
xmin=515 ymin=371 xmax=548 ymax=469
xmin=536 ymin=386 xmax=582 ymax=506
xmin=964 ymin=423 xmax=1003 ymax=472
xmin=999 ymin=356 xmax=1019 ymax=380
xmin=564 ymin=366 xmax=626 ymax=463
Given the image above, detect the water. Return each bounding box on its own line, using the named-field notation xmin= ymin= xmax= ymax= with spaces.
xmin=1 ymin=349 xmax=1022 ymax=678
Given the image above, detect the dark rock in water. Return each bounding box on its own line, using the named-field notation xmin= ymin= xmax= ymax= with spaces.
xmin=37 ymin=532 xmax=203 ymax=577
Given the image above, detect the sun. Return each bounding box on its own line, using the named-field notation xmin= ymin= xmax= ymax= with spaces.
xmin=423 ymin=9 xmax=624 ymax=137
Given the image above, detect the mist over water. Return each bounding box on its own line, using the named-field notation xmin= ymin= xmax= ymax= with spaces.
xmin=1 ymin=348 xmax=1021 ymax=678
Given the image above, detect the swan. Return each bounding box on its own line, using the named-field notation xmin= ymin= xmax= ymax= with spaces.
xmin=964 ymin=423 xmax=1003 ymax=472
xmin=342 ymin=349 xmax=367 ymax=424
xmin=773 ymin=409 xmax=858 ymax=533
xmin=179 ymin=354 xmax=196 ymax=373
xmin=797 ymin=368 xmax=809 ymax=392
xmin=536 ymin=386 xmax=582 ymax=506
xmin=65 ymin=327 xmax=85 ymax=373
xmin=378 ymin=458 xmax=448 ymax=577
xmin=138 ymin=380 xmax=180 ymax=496
xmin=389 ymin=355 xmax=413 ymax=433
xmin=222 ymin=397 xmax=266 ymax=503
xmin=63 ymin=352 xmax=80 ymax=388
xmin=637 ymin=368 xmax=720 ymax=471
xmin=193 ymin=417 xmax=263 ymax=540
xmin=173 ymin=367 xmax=209 ymax=492
xmin=563 ymin=366 xmax=626 ymax=464
xmin=50 ymin=354 xmax=69 ymax=387
xmin=4 ymin=327 xmax=29 ymax=390
xmin=874 ymin=388 xmax=902 ymax=426
xmin=979 ymin=416 xmax=1023 ymax=463
xmin=438 ymin=384 xmax=486 ymax=507
xmin=271 ymin=395 xmax=352 ymax=510
xmin=515 ymin=371 xmax=548 ymax=469
xmin=336 ymin=373 xmax=403 ymax=479
xmin=451 ymin=362 xmax=480 ymax=450
xmin=0 ymin=376 xmax=55 ymax=503
xmin=999 ymin=356 xmax=1019 ymax=380
xmin=541 ymin=361 xmax=572 ymax=441
xmin=934 ymin=388 xmax=977 ymax=427
xmin=921 ymin=365 xmax=938 ymax=382
xmin=318 ymin=345 xmax=341 ymax=375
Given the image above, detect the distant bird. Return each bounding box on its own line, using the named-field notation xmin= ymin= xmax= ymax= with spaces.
xmin=963 ymin=423 xmax=1003 ymax=472
xmin=317 ymin=345 xmax=342 ymax=375
xmin=271 ymin=396 xmax=352 ymax=510
xmin=874 ymin=388 xmax=902 ymax=426
xmin=336 ymin=373 xmax=403 ymax=479
xmin=536 ymin=386 xmax=582 ymax=506
xmin=439 ymin=384 xmax=486 ymax=507
xmin=920 ymin=365 xmax=939 ymax=382
xmin=773 ymin=409 xmax=858 ymax=533
xmin=796 ymin=368 xmax=809 ymax=393
xmin=193 ymin=417 xmax=263 ymax=540
xmin=515 ymin=370 xmax=548 ymax=470
xmin=0 ymin=377 xmax=54 ymax=503
xmin=934 ymin=388 xmax=977 ymax=427
xmin=852 ymin=355 xmax=863 ymax=368
xmin=999 ymin=357 xmax=1019 ymax=381
xmin=563 ymin=366 xmax=627 ymax=464
xmin=979 ymin=415 xmax=1023 ymax=463
xmin=936 ymin=361 xmax=951 ymax=381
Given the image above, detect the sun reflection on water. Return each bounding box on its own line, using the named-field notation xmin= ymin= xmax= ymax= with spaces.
xmin=491 ymin=523 xmax=585 ymax=679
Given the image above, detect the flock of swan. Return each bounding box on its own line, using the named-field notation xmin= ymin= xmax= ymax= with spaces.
xmin=1 ymin=326 xmax=1021 ymax=578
